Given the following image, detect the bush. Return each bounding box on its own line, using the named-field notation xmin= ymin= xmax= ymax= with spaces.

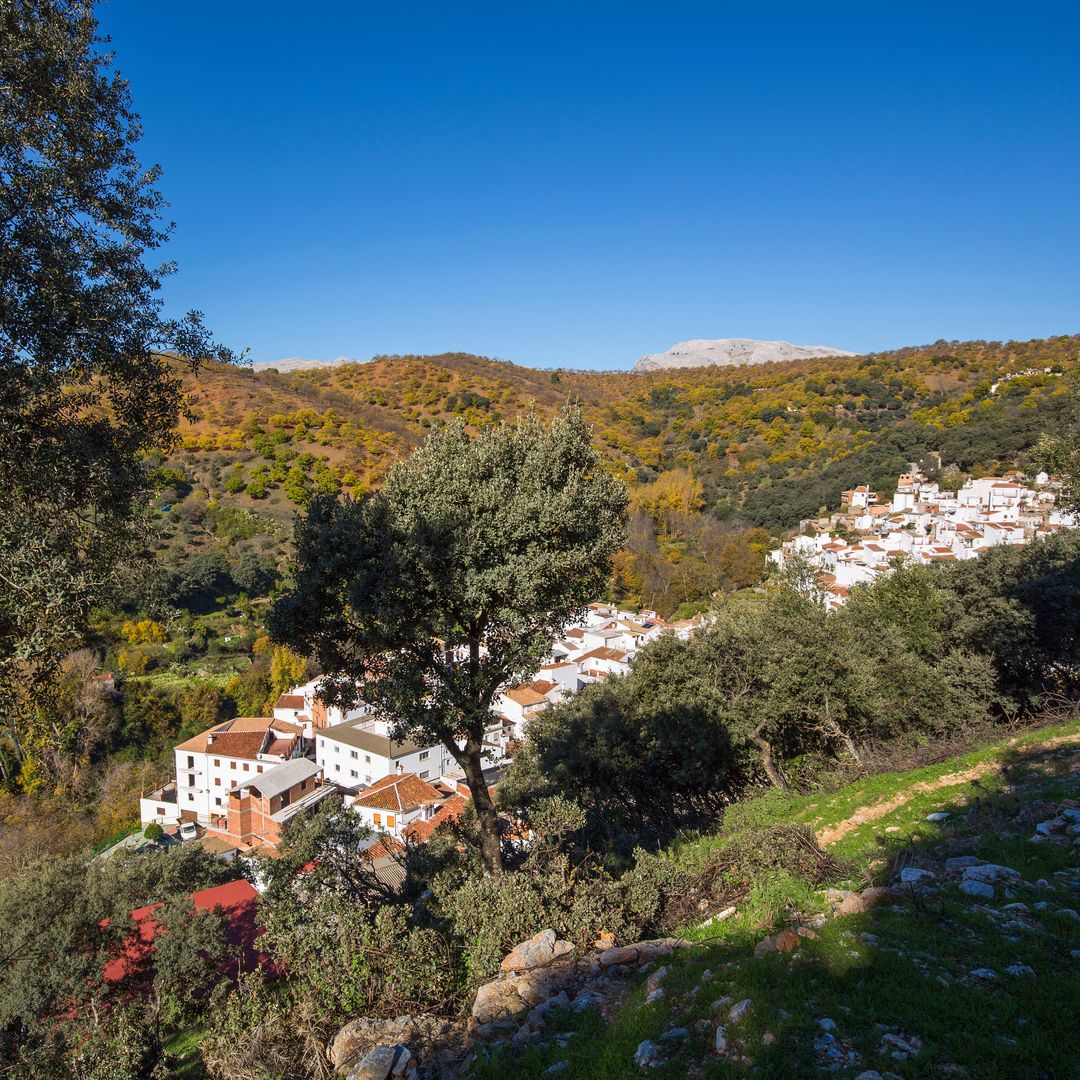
xmin=144 ymin=822 xmax=164 ymax=841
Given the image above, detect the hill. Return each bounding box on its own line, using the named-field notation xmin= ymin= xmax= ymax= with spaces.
xmin=170 ymin=335 xmax=1079 ymax=538
xmin=465 ymin=719 xmax=1080 ymax=1079
xmin=632 ymin=338 xmax=855 ymax=373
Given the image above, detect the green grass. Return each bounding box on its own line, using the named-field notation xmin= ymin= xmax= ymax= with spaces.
xmin=472 ymin=721 xmax=1080 ymax=1079
xmin=164 ymin=1026 xmax=207 ymax=1079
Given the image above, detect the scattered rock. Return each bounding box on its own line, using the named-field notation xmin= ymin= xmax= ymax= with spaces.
xmin=899 ymin=867 xmax=935 ymax=885
xmin=701 ymin=905 xmax=737 ymax=927
xmin=598 ymin=946 xmax=639 ymax=967
xmin=634 ymin=1040 xmax=661 ymax=1069
xmin=728 ymin=998 xmax=753 ymax=1023
xmin=545 ymin=1064 xmax=570 ymax=1076
xmin=963 ymin=863 xmax=1020 ymax=883
xmin=876 ymin=1031 xmax=923 ymax=1059
xmin=661 ymin=1027 xmax=689 ymax=1041
xmin=814 ymin=1030 xmax=861 ymax=1070
xmin=797 ymin=926 xmax=819 ymax=939
xmin=970 ymin=968 xmax=998 ymax=980
xmin=818 ymin=1017 xmax=837 ymax=1032
xmin=959 ymin=879 xmax=994 ymax=899
xmin=762 ymin=1031 xmax=776 ymax=1045
xmin=331 ymin=1016 xmax=462 ymax=1076
xmin=500 ymin=929 xmax=575 ymax=972
xmin=926 ymin=812 xmax=951 ymax=822
xmin=347 ymin=1045 xmax=416 ymax=1080
xmin=855 ymin=1073 xmax=885 ymax=1080
xmin=945 ymin=856 xmax=984 ymax=871
xmin=774 ymin=929 xmax=801 ymax=953
xmin=645 ymin=988 xmax=666 ymax=1004
xmin=644 ymin=966 xmax=669 ymax=994
xmin=714 ymin=1026 xmax=728 ymax=1053
xmin=1006 ymin=964 xmax=1035 ymax=977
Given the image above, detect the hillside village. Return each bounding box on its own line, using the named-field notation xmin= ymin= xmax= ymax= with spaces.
xmin=138 ymin=605 xmax=704 ymax=864
xmin=770 ymin=467 xmax=1078 ymax=609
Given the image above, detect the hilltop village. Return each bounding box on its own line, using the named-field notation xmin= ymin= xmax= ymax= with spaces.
xmin=770 ymin=468 xmax=1077 ymax=609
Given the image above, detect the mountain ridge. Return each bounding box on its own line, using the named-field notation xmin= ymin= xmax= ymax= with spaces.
xmin=633 ymin=337 xmax=855 ymax=373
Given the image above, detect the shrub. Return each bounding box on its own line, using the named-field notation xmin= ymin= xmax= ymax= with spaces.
xmin=144 ymin=822 xmax=164 ymax=841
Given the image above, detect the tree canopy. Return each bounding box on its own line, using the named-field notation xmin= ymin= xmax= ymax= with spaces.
xmin=0 ymin=0 xmax=231 ymax=701
xmin=270 ymin=408 xmax=628 ymax=873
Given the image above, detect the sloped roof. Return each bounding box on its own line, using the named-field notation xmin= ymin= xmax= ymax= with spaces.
xmin=231 ymin=757 xmax=321 ymax=799
xmin=353 ymin=772 xmax=443 ymax=813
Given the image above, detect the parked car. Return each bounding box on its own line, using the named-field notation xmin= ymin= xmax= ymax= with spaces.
xmin=179 ymin=821 xmax=198 ymax=841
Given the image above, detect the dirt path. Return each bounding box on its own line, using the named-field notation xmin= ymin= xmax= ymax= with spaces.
xmin=815 ymin=730 xmax=1080 ymax=847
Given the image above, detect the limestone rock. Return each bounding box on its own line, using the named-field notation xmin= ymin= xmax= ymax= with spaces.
xmin=346 ymin=1045 xmax=416 ymax=1080
xmin=500 ymin=929 xmax=574 ymax=972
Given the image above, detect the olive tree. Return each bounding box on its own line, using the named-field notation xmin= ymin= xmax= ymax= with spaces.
xmin=269 ymin=409 xmax=627 ymax=874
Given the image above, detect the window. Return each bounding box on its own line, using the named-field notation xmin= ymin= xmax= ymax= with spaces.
xmin=386 ymin=815 xmax=395 ymax=829
xmin=187 ymin=755 xmax=194 ymax=768
xmin=364 ymin=774 xmax=372 ymax=784
xmin=187 ymin=773 xmax=195 ymax=786
xmin=420 ymin=770 xmax=430 ymax=779
xmin=187 ymin=793 xmax=194 ymax=802
xmin=230 ymin=761 xmax=237 ymax=769
xmin=243 ymin=763 xmax=250 ymax=772
xmin=156 ymin=806 xmax=165 ymax=815
xmin=213 ymin=758 xmax=221 ymax=767
xmin=419 ymin=751 xmax=429 ymax=761
xmin=350 ymin=749 xmax=358 ymax=759
xmin=257 ymin=765 xmax=263 ymax=773
xmin=350 ymin=769 xmax=358 ymax=778
xmin=214 ymin=778 xmax=221 ymax=787
xmin=334 ymin=763 xmax=340 ymax=772
xmin=364 ymin=754 xmax=371 ymax=763
xmin=334 ymin=744 xmax=340 ymax=753
xmin=215 ymin=797 xmax=222 ymax=806
xmin=373 ymin=813 xmax=381 ymax=826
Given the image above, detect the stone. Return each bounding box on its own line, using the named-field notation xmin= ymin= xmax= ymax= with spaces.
xmin=594 ymin=931 xmax=616 ymax=949
xmin=644 ymin=965 xmax=669 ymax=994
xmin=729 ymin=998 xmax=753 ymax=1023
xmin=1062 ymin=808 xmax=1080 ymax=823
xmin=331 ymin=1017 xmax=460 ymax=1076
xmin=347 ymin=1045 xmax=416 ymax=1080
xmin=645 ymin=988 xmax=666 ymax=1004
xmin=545 ymin=1064 xmax=570 ymax=1076
xmin=1006 ymin=964 xmax=1035 ymax=977
xmin=774 ymin=929 xmax=801 ymax=953
xmin=970 ymin=968 xmax=998 ymax=980
xmin=598 ymin=945 xmax=639 ymax=967
xmin=501 ymin=929 xmax=575 ymax=972
xmin=701 ymin=905 xmax=737 ymax=927
xmin=1058 ymin=908 xmax=1080 ymax=920
xmin=876 ymin=1032 xmax=923 ymax=1058
xmin=899 ymin=867 xmax=935 ymax=885
xmin=714 ymin=1026 xmax=728 ymax=1053
xmin=959 ymin=879 xmax=994 ymax=899
xmin=797 ymin=926 xmax=819 ymax=939
xmin=661 ymin=1027 xmax=689 ymax=1041
xmin=926 ymin=812 xmax=951 ymax=822
xmin=1035 ymin=818 xmax=1066 ymax=836
xmin=963 ymin=863 xmax=1020 ymax=883
xmin=855 ymin=1073 xmax=885 ymax=1080
xmin=754 ymin=935 xmax=777 ymax=958
xmin=634 ymin=1040 xmax=661 ymax=1069
xmin=819 ymin=1017 xmax=837 ymax=1032
xmin=945 ymin=856 xmax=984 ymax=871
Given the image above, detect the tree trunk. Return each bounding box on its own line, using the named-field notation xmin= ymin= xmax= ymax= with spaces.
xmin=750 ymin=722 xmax=788 ymax=791
xmin=458 ymin=740 xmax=502 ymax=877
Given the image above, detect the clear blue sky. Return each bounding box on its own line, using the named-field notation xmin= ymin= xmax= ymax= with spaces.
xmin=98 ymin=1 xmax=1080 ymax=370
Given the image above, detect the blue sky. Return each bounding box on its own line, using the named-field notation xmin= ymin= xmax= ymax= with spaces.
xmin=98 ymin=2 xmax=1080 ymax=370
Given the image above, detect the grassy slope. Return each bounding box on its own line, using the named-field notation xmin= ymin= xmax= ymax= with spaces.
xmin=473 ymin=722 xmax=1080 ymax=1079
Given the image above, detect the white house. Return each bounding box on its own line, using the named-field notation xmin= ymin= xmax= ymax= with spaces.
xmin=155 ymin=716 xmax=306 ymax=826
xmin=349 ymin=772 xmax=448 ymax=839
xmin=315 ymin=717 xmax=453 ymax=790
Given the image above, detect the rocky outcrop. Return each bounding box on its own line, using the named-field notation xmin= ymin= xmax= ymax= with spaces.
xmin=330 ymin=931 xmax=693 ymax=1077
xmin=632 ymin=338 xmax=853 ymax=373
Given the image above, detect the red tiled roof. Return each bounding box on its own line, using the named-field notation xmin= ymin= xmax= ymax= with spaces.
xmin=103 ymin=880 xmax=261 ymax=984
xmin=354 ymin=772 xmax=443 ymax=813
xmin=275 ymin=694 xmax=305 ymax=709
xmin=404 ymin=794 xmax=468 ymax=843
xmin=575 ymin=646 xmax=628 ymax=663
